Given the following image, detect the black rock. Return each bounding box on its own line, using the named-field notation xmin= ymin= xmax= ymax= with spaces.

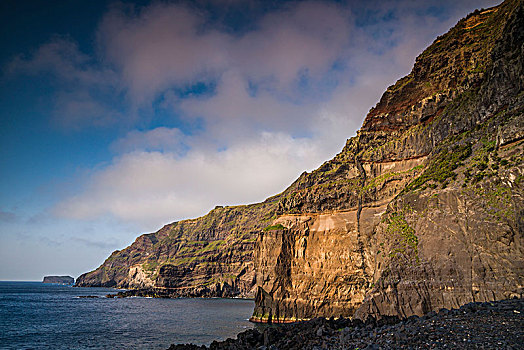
xmin=43 ymin=276 xmax=74 ymax=284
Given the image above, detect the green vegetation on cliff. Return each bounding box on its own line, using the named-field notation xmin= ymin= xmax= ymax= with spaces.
xmin=404 ymin=144 xmax=472 ymax=192
xmin=263 ymin=224 xmax=285 ymax=231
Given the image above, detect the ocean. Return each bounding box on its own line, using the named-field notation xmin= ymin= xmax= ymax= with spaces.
xmin=0 ymin=281 xmax=254 ymax=349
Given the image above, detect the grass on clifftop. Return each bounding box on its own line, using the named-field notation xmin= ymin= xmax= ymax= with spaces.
xmin=263 ymin=224 xmax=285 ymax=231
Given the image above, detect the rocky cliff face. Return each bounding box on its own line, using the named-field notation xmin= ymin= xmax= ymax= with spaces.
xmin=76 ymin=197 xmax=279 ymax=298
xmin=252 ymin=0 xmax=523 ymax=322
xmin=78 ymin=0 xmax=523 ymax=322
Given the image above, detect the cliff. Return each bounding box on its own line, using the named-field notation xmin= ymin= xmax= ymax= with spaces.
xmin=252 ymin=0 xmax=523 ymax=322
xmin=43 ymin=276 xmax=74 ymax=284
xmin=78 ymin=0 xmax=523 ymax=322
xmin=76 ymin=198 xmax=280 ymax=297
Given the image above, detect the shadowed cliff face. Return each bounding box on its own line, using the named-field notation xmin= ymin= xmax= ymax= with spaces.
xmin=78 ymin=0 xmax=523 ymax=322
xmin=252 ymin=0 xmax=524 ymax=322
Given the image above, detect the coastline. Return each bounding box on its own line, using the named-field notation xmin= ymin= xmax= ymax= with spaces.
xmin=0 ymin=282 xmax=254 ymax=349
xmin=168 ymin=298 xmax=524 ymax=349
xmin=104 ymin=288 xmax=255 ymax=301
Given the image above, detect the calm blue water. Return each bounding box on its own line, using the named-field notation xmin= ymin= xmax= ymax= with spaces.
xmin=0 ymin=282 xmax=254 ymax=349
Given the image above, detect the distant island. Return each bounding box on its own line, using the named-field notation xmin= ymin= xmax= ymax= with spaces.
xmin=42 ymin=276 xmax=74 ymax=284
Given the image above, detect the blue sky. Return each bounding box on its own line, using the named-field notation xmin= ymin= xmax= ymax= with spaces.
xmin=0 ymin=0 xmax=499 ymax=280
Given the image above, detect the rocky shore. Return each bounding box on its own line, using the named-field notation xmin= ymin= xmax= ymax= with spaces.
xmin=168 ymin=298 xmax=523 ymax=349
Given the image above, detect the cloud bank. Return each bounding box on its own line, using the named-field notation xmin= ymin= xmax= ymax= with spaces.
xmin=9 ymin=0 xmax=497 ymax=231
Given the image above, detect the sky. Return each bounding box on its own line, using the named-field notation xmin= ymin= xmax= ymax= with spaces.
xmin=0 ymin=0 xmax=500 ymax=281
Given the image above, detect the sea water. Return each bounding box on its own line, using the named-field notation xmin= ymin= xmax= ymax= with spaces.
xmin=0 ymin=281 xmax=254 ymax=349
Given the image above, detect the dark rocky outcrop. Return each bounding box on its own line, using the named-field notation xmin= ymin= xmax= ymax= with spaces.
xmin=43 ymin=276 xmax=74 ymax=284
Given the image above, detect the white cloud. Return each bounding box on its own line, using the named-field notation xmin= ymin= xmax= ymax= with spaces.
xmin=96 ymin=1 xmax=353 ymax=106
xmin=231 ymin=1 xmax=352 ymax=91
xmin=53 ymin=90 xmax=123 ymax=129
xmin=175 ymin=70 xmax=316 ymax=140
xmin=98 ymin=2 xmax=230 ymax=105
xmin=7 ymin=37 xmax=118 ymax=89
xmin=110 ymin=127 xmax=187 ymax=154
xmin=54 ymin=131 xmax=329 ymax=230
xmin=0 ymin=210 xmax=18 ymax=223
xmin=6 ymin=38 xmax=122 ymax=128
